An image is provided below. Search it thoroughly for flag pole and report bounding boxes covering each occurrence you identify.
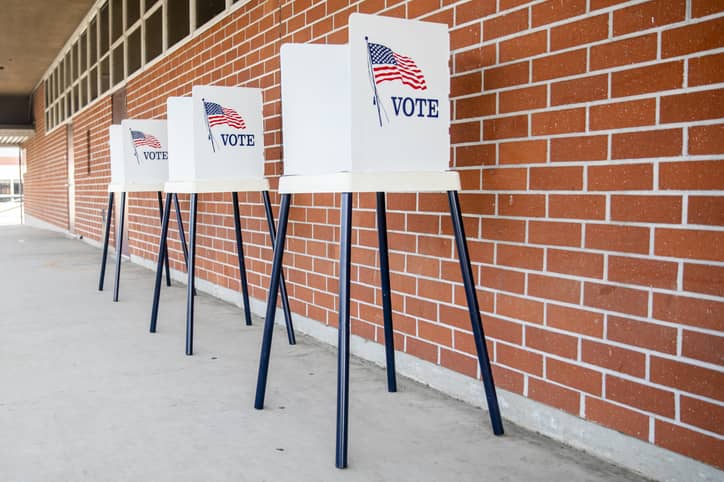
[202,98,216,153]
[365,36,384,127]
[129,128,140,164]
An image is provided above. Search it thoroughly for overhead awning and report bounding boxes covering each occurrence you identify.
[0,127,34,146]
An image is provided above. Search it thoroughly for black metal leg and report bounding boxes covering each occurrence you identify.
[376,192,397,393]
[254,193,291,410]
[186,193,198,356]
[98,192,114,291]
[262,190,296,345]
[336,192,353,469]
[232,192,252,326]
[448,190,504,436]
[174,193,196,296]
[149,193,173,333]
[112,192,126,302]
[158,191,171,287]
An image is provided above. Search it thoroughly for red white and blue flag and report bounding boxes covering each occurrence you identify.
[367,42,427,91]
[130,130,161,148]
[203,101,246,129]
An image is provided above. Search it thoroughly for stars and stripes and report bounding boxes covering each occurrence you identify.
[204,101,247,129]
[367,42,427,91]
[130,130,162,149]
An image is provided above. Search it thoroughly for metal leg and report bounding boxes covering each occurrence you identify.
[112,192,126,302]
[448,190,504,436]
[174,193,196,296]
[98,192,114,291]
[158,191,171,287]
[376,192,397,393]
[254,193,291,410]
[149,193,173,333]
[232,192,252,326]
[262,190,296,345]
[336,192,353,469]
[186,193,198,356]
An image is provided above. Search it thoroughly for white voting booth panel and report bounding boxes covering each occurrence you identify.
[108,120,169,192]
[165,86,268,193]
[280,13,459,193]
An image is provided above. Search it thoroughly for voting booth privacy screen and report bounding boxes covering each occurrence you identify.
[109,120,169,191]
[166,86,265,185]
[281,13,450,176]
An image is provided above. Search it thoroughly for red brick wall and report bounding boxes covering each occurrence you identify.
[23,0,724,469]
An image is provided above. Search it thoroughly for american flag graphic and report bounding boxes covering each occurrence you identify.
[368,42,427,90]
[204,101,246,129]
[130,130,162,148]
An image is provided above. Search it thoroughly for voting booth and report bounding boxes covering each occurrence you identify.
[149,86,296,356]
[254,13,503,469]
[99,120,173,301]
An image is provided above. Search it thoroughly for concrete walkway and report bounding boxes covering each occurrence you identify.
[0,225,650,482]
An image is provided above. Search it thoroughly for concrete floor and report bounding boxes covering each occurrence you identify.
[0,225,651,482]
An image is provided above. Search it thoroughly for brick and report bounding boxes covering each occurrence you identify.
[499,0,529,10]
[484,61,529,90]
[497,292,544,324]
[688,196,724,226]
[613,0,685,36]
[499,85,547,114]
[550,136,608,162]
[653,293,724,330]
[611,129,682,159]
[532,0,586,27]
[590,99,656,131]
[527,326,578,359]
[689,124,724,155]
[689,52,724,86]
[607,315,677,354]
[481,218,526,242]
[499,139,547,164]
[586,397,649,441]
[483,115,528,140]
[586,224,650,255]
[483,8,529,40]
[655,228,724,262]
[584,281,649,317]
[456,93,496,120]
[481,266,526,294]
[459,168,481,190]
[547,304,604,337]
[530,166,583,191]
[584,340,645,378]
[529,377,580,415]
[656,420,724,469]
[662,17,724,58]
[532,108,586,135]
[661,89,724,123]
[659,160,724,190]
[529,221,582,248]
[610,195,682,224]
[680,395,724,436]
[533,49,587,82]
[611,61,683,97]
[684,263,724,297]
[451,121,480,143]
[651,356,724,400]
[692,0,724,17]
[682,330,724,365]
[497,342,543,376]
[455,45,497,73]
[550,14,608,51]
[547,248,604,279]
[418,320,452,346]
[482,167,527,190]
[608,255,678,289]
[499,31,547,62]
[456,144,496,167]
[548,358,603,395]
[550,74,608,106]
[455,0,496,25]
[498,194,545,217]
[440,349,477,379]
[590,34,657,70]
[406,337,438,364]
[451,71,482,97]
[591,0,631,9]
[549,195,606,221]
[492,364,525,394]
[451,23,481,50]
[459,193,495,215]
[528,273,581,303]
[606,375,675,417]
